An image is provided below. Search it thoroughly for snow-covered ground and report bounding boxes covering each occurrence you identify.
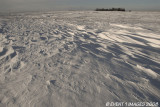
[0,11,160,107]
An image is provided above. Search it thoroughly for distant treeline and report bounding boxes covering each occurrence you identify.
[95,8,126,11]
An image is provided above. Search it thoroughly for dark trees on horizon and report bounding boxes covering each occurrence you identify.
[95,8,126,11]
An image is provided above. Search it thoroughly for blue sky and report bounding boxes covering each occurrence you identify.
[0,0,160,12]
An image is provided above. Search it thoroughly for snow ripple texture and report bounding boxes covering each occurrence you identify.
[0,11,160,107]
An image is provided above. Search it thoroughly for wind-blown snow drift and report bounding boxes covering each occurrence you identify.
[0,11,160,107]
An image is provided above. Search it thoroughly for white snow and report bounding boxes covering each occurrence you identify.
[77,25,85,30]
[0,11,160,107]
[137,65,158,79]
[111,23,144,30]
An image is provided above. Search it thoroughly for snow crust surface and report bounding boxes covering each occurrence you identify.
[0,11,160,107]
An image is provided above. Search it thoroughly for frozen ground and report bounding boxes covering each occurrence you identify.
[0,11,160,107]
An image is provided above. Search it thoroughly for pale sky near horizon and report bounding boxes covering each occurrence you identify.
[0,0,160,12]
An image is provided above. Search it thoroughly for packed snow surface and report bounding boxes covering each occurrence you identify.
[0,11,160,107]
